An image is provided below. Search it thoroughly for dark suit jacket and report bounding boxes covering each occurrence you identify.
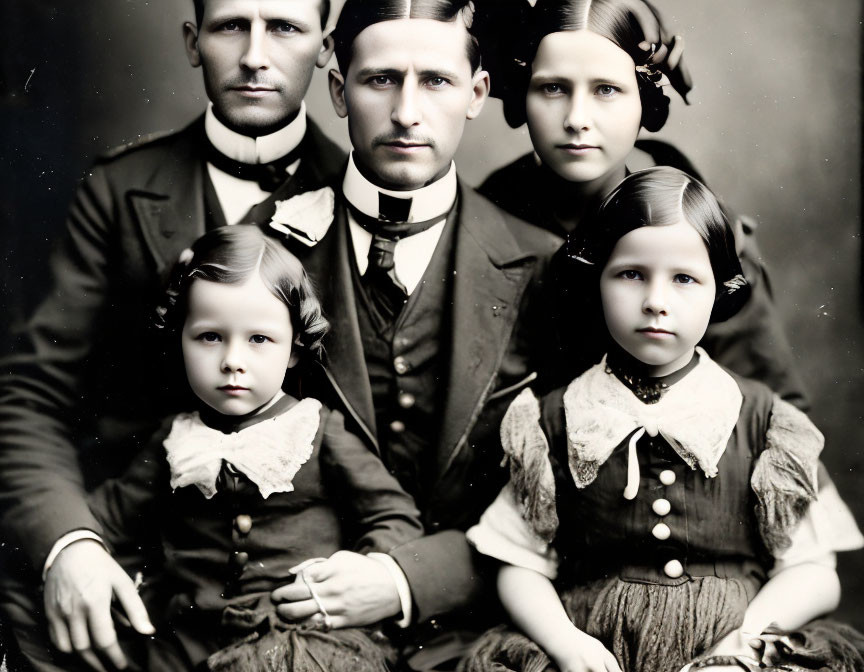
[0,115,346,571]
[288,184,563,624]
[88,395,422,666]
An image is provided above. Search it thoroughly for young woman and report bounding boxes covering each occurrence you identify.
[460,167,864,672]
[475,0,806,407]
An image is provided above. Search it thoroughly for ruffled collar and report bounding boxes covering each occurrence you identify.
[165,395,322,499]
[563,347,742,491]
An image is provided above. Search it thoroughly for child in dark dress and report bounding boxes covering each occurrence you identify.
[460,167,863,672]
[86,226,423,671]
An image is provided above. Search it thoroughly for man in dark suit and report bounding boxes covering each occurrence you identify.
[266,2,562,669]
[0,1,344,669]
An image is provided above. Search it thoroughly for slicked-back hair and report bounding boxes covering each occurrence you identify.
[333,0,481,74]
[158,226,329,361]
[562,166,750,325]
[193,0,331,30]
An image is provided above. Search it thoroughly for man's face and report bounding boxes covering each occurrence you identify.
[329,18,489,190]
[185,0,331,136]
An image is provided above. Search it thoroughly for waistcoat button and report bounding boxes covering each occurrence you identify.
[390,420,406,434]
[398,392,416,409]
[394,357,409,375]
[234,514,253,535]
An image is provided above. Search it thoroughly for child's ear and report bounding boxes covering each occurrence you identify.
[287,338,303,369]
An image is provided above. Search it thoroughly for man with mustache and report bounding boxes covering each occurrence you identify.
[266,1,561,669]
[0,1,343,669]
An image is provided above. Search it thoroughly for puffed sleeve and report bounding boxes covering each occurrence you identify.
[769,466,864,576]
[751,396,822,555]
[466,389,560,578]
[466,483,559,579]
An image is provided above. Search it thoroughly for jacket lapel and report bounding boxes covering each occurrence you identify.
[437,185,539,474]
[130,120,207,274]
[295,196,378,449]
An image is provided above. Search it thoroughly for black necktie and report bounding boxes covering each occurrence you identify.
[205,138,304,192]
[349,193,444,322]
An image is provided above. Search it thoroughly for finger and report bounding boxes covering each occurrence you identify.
[299,561,335,583]
[114,577,155,635]
[87,608,126,670]
[46,612,72,654]
[275,598,321,622]
[78,648,109,672]
[96,642,128,671]
[271,582,312,603]
[288,557,328,576]
[68,612,93,653]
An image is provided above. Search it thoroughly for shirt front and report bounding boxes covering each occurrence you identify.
[205,102,307,225]
[342,154,457,296]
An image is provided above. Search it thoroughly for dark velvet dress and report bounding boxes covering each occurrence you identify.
[461,351,863,672]
[479,146,809,411]
[88,394,423,672]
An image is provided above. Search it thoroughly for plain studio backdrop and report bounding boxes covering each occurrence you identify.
[1,1,862,628]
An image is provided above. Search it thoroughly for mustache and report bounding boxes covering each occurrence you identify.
[224,76,282,90]
[373,132,436,148]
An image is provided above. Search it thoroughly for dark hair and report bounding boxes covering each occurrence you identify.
[193,0,331,30]
[157,227,329,360]
[561,166,750,325]
[333,0,481,74]
[480,0,691,130]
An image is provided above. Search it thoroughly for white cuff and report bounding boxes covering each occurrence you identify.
[43,531,107,581]
[368,552,413,628]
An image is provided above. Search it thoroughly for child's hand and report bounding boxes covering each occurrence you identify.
[551,631,622,672]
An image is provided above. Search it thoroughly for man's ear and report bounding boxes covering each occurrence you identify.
[328,69,348,118]
[466,68,491,120]
[317,33,335,68]
[183,22,202,68]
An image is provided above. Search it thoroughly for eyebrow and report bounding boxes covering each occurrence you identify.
[354,67,463,82]
[204,12,313,31]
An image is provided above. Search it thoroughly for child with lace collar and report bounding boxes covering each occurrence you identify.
[82,226,422,671]
[460,167,864,672]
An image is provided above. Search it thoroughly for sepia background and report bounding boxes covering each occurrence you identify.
[1,0,862,627]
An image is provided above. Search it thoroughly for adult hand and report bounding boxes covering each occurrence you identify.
[43,539,155,671]
[552,631,622,672]
[271,551,401,628]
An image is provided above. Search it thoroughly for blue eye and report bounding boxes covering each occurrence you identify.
[218,20,245,32]
[596,84,621,97]
[426,76,450,89]
[368,75,394,87]
[249,334,271,344]
[197,332,221,342]
[540,83,565,96]
[273,22,298,34]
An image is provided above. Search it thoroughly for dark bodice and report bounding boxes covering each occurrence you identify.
[539,374,776,592]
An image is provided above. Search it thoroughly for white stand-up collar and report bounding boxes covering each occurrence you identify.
[342,153,457,222]
[204,102,307,165]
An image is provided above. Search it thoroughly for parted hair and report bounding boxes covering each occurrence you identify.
[157,226,329,360]
[482,0,690,131]
[562,166,750,324]
[192,0,331,29]
[333,0,481,74]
